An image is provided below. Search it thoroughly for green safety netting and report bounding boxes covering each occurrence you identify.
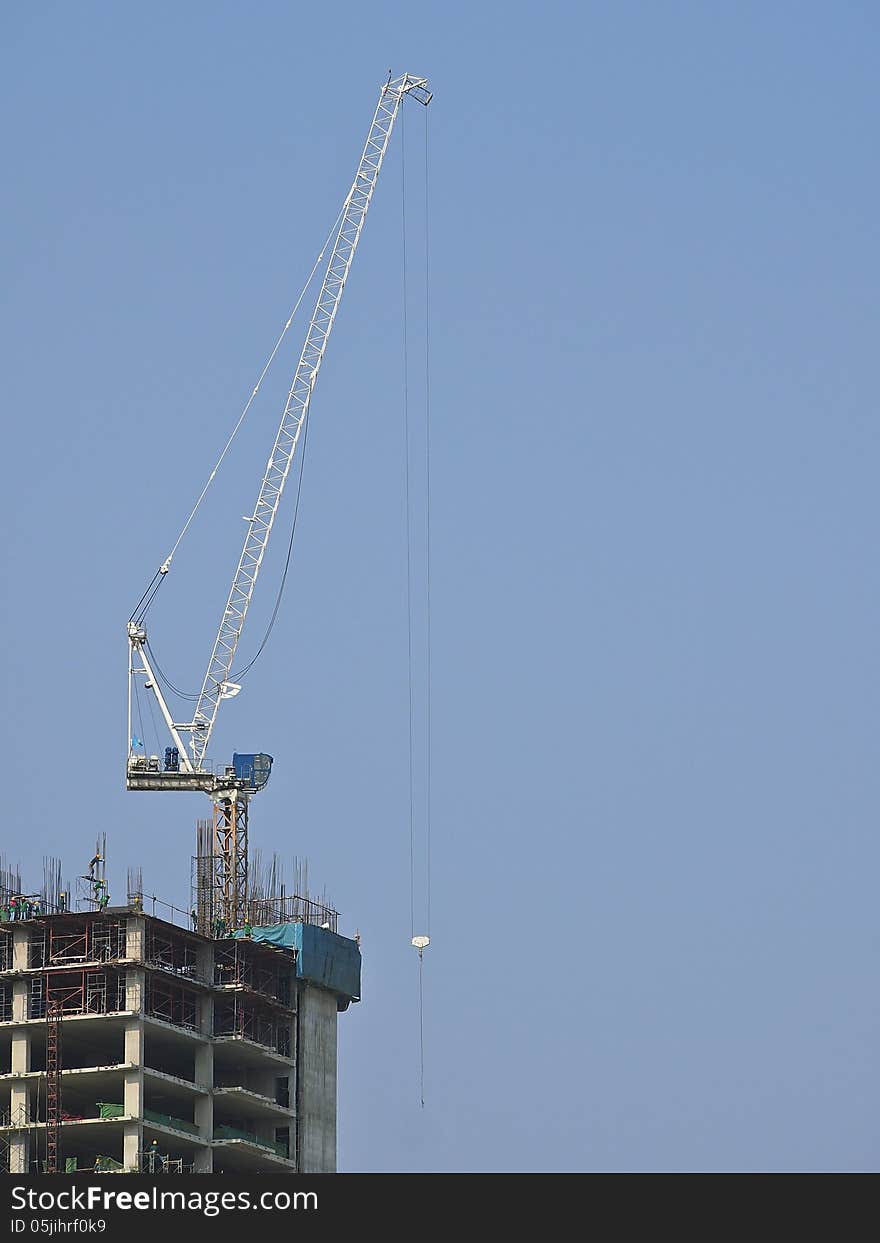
[144,1108,199,1135]
[214,1124,286,1157]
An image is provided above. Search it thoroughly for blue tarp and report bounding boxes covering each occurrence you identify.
[233,922,298,950]
[233,922,361,1006]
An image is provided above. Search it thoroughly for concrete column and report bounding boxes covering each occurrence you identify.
[196,939,213,986]
[11,1028,30,1074]
[296,984,337,1173]
[12,926,29,971]
[193,1080,213,1173]
[11,979,28,1023]
[123,1122,141,1172]
[194,994,213,1171]
[194,1038,212,1090]
[199,992,213,1041]
[125,916,144,962]
[124,1020,143,1066]
[191,1136,213,1173]
[125,968,144,1014]
[123,1020,143,1124]
[123,1068,142,1117]
[122,1019,144,1172]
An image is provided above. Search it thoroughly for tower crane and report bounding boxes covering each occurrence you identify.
[126,72,432,930]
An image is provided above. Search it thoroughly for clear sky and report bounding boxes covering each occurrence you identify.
[1,2,878,1172]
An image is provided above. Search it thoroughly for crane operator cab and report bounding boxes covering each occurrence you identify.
[229,753,273,793]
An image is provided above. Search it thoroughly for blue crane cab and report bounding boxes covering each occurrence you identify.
[232,753,273,793]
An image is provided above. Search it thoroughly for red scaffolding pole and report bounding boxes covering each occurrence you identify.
[45,997,61,1174]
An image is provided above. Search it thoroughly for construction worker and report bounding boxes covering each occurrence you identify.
[98,891,110,912]
[147,1138,164,1173]
[190,908,198,931]
[57,892,67,913]
[243,919,252,938]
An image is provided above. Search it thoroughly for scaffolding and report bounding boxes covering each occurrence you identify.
[29,918,127,969]
[213,994,291,1056]
[137,1150,192,1174]
[145,924,203,983]
[29,970,126,1019]
[45,999,61,1175]
[213,940,291,1006]
[144,976,199,1031]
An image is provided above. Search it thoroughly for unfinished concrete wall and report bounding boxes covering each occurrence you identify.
[296,984,337,1173]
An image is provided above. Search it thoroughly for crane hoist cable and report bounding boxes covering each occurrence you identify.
[230,404,312,682]
[401,98,433,1109]
[424,98,433,944]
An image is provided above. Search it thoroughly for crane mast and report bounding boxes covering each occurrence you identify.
[126,72,431,929]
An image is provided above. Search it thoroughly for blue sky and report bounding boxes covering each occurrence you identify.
[1,2,878,1171]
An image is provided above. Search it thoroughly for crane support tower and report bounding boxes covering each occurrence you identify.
[126,73,432,932]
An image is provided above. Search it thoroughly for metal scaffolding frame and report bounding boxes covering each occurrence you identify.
[144,976,199,1031]
[29,918,126,969]
[137,1150,191,1174]
[212,939,291,1006]
[29,970,126,1020]
[45,999,61,1175]
[145,924,203,983]
[213,993,291,1057]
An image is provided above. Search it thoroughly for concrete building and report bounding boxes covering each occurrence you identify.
[0,907,360,1174]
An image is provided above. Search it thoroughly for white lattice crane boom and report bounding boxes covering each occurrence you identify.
[127,72,431,798]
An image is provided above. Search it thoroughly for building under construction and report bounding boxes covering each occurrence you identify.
[0,851,360,1175]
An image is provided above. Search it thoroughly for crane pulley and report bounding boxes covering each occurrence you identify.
[126,71,432,801]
